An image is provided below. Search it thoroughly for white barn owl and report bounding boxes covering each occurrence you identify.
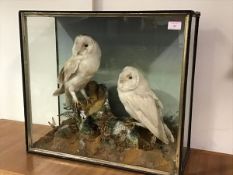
[117,66,174,144]
[53,35,101,108]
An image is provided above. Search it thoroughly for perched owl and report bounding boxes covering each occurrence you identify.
[117,66,174,144]
[53,35,101,108]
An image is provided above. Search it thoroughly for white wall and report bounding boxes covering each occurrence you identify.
[0,0,232,155]
[0,0,92,121]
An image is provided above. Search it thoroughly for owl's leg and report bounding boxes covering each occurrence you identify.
[69,88,81,110]
[80,88,91,105]
[64,91,72,110]
[80,89,88,99]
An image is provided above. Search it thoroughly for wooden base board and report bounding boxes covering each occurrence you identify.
[0,119,232,175]
[0,169,24,175]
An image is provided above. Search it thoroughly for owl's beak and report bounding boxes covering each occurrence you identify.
[119,78,125,84]
[74,43,83,55]
[76,48,82,55]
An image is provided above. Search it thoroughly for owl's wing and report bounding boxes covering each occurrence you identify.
[124,91,169,144]
[61,58,81,82]
[57,67,64,84]
[149,90,174,143]
[150,90,163,116]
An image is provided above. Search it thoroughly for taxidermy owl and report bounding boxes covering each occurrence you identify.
[53,35,101,108]
[117,66,174,144]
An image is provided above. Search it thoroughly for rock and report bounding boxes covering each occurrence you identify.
[112,121,139,148]
[112,121,127,135]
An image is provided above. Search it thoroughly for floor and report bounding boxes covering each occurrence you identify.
[0,119,232,175]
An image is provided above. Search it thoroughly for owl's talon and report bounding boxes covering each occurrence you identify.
[72,101,82,112]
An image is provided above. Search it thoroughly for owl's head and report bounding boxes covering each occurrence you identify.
[117,66,140,92]
[72,35,101,57]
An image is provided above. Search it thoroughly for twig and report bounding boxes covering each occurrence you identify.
[48,117,57,129]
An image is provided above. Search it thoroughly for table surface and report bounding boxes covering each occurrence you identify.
[0,119,232,175]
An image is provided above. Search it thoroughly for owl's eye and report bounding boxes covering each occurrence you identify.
[84,44,88,47]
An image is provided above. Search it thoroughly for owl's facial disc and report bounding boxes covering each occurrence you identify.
[72,35,95,56]
[77,41,91,55]
[119,73,132,83]
[118,68,139,91]
[78,42,89,54]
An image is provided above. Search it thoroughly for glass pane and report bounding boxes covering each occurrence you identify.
[182,16,196,164]
[23,13,190,175]
[26,16,59,144]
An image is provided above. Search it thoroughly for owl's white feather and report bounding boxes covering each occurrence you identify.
[117,66,174,144]
[53,35,101,107]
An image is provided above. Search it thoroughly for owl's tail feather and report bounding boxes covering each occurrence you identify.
[164,124,175,143]
[53,84,65,96]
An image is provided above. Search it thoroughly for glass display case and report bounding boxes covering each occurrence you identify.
[19,11,200,175]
